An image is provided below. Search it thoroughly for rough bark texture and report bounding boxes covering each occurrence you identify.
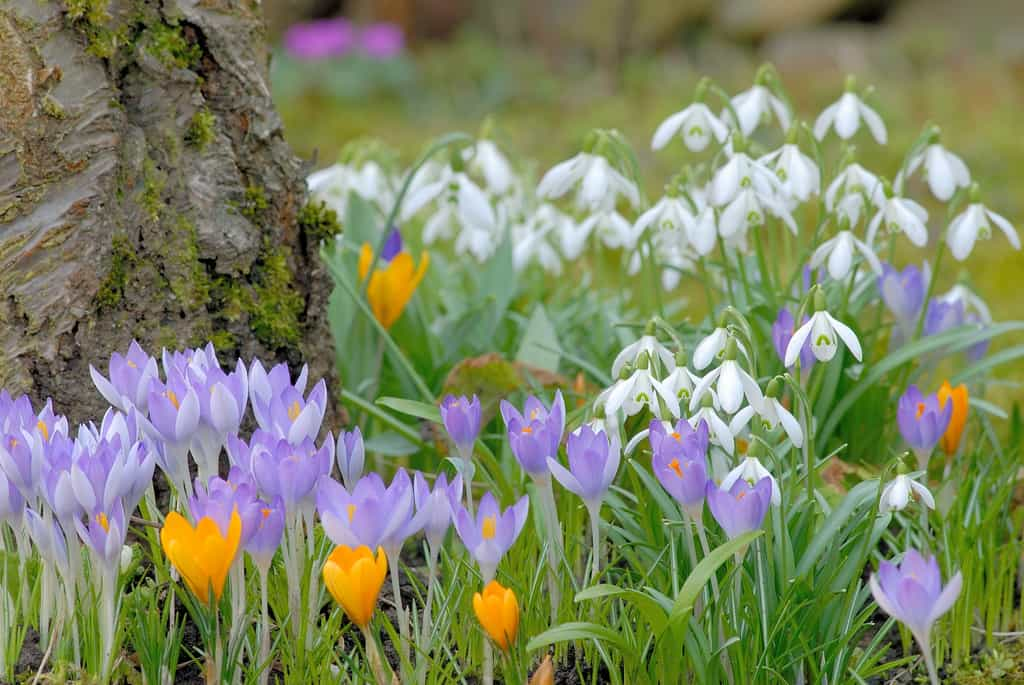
[0,0,337,424]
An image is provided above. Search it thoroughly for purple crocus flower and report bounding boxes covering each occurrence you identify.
[897,385,952,469]
[923,298,964,337]
[500,391,565,478]
[70,433,152,519]
[24,507,68,570]
[249,361,327,445]
[0,428,43,500]
[452,490,529,581]
[440,394,482,458]
[772,308,815,370]
[869,549,962,663]
[190,467,264,546]
[246,495,285,573]
[414,471,463,551]
[90,340,160,413]
[380,228,403,261]
[965,312,990,362]
[336,427,365,491]
[705,477,772,539]
[359,22,404,59]
[250,430,334,514]
[878,263,926,325]
[41,434,81,523]
[74,499,127,572]
[283,18,355,60]
[649,419,709,517]
[0,467,25,526]
[316,471,416,550]
[144,371,200,490]
[546,426,620,510]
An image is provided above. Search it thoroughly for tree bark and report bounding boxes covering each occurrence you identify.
[0,0,336,423]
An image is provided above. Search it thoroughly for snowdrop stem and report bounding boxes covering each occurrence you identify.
[698,257,716,315]
[752,227,777,306]
[718,242,737,306]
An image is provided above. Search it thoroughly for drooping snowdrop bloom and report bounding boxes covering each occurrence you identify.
[724,84,791,136]
[634,193,696,243]
[404,166,497,256]
[604,357,679,420]
[866,193,930,248]
[661,362,702,407]
[651,102,729,151]
[689,392,735,455]
[90,341,160,413]
[897,385,952,470]
[452,491,529,581]
[537,152,639,212]
[464,139,515,195]
[307,160,396,218]
[729,379,803,449]
[693,326,729,371]
[825,163,884,225]
[879,473,934,514]
[249,361,327,445]
[688,203,719,256]
[809,230,883,280]
[627,231,696,291]
[710,152,796,238]
[649,419,709,519]
[946,199,1020,261]
[772,309,814,371]
[705,476,772,539]
[896,140,970,201]
[689,340,763,416]
[547,426,620,511]
[512,204,565,275]
[759,143,821,206]
[500,392,565,478]
[869,549,961,681]
[611,334,675,379]
[814,91,887,144]
[583,210,640,250]
[784,295,863,366]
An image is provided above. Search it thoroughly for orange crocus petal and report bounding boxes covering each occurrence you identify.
[937,381,969,456]
[472,580,519,651]
[365,250,429,329]
[160,510,242,606]
[358,243,374,282]
[322,545,387,628]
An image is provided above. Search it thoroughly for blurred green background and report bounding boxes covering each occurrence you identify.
[268,0,1024,404]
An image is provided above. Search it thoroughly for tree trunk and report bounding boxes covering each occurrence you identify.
[0,0,337,423]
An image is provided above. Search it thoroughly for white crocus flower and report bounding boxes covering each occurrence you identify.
[879,474,935,514]
[760,144,821,205]
[729,396,803,448]
[465,140,515,195]
[785,309,863,365]
[825,163,885,224]
[611,335,675,379]
[813,92,887,144]
[689,358,763,416]
[693,327,728,370]
[896,143,970,201]
[537,153,639,212]
[721,456,781,505]
[652,103,730,151]
[866,195,929,248]
[689,392,734,455]
[604,367,680,420]
[947,203,1020,261]
[724,84,791,136]
[809,230,883,280]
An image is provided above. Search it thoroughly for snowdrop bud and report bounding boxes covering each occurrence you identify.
[764,377,781,399]
[120,544,135,573]
[813,287,827,312]
[635,351,650,370]
[618,363,633,381]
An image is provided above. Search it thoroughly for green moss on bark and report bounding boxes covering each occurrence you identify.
[297,199,341,245]
[95,233,136,309]
[250,246,303,349]
[185,108,216,150]
[161,216,210,312]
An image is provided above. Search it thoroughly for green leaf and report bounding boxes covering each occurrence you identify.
[575,584,668,635]
[951,344,1024,385]
[363,431,419,457]
[343,192,379,246]
[516,305,561,372]
[477,231,517,318]
[795,479,878,577]
[664,530,762,636]
[376,397,440,423]
[525,621,632,655]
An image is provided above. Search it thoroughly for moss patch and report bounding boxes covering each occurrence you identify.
[140,157,165,223]
[142,20,201,70]
[94,233,136,309]
[240,185,269,221]
[160,216,210,312]
[249,246,304,349]
[185,108,216,150]
[953,642,1024,684]
[41,96,66,119]
[297,199,341,245]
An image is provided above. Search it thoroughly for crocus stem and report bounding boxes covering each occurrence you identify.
[681,514,702,617]
[693,515,720,600]
[388,554,410,675]
[416,546,440,685]
[100,568,116,683]
[360,624,388,685]
[228,562,245,665]
[258,566,270,685]
[537,476,563,622]
[483,640,494,685]
[303,509,319,650]
[588,504,602,584]
[918,636,940,685]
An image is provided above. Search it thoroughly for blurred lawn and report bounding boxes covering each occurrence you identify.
[275,30,1024,407]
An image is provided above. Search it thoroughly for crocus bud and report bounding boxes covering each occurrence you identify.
[936,381,968,456]
[473,580,519,651]
[322,545,388,629]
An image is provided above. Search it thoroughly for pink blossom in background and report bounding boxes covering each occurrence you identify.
[283,18,355,60]
[359,22,404,59]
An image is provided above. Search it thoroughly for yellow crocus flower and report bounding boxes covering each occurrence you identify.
[472,580,519,651]
[160,510,242,606]
[937,381,969,456]
[358,241,429,330]
[323,545,388,629]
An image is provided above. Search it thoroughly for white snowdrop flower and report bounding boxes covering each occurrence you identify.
[825,163,885,220]
[512,221,562,275]
[879,473,935,514]
[760,144,821,205]
[785,305,863,366]
[307,161,396,216]
[611,335,675,379]
[465,140,515,195]
[809,230,883,281]
[866,195,930,248]
[537,153,639,212]
[896,142,970,202]
[688,204,718,256]
[652,103,729,151]
[722,456,781,505]
[946,202,1020,261]
[634,194,696,242]
[604,366,680,420]
[813,91,887,144]
[724,84,791,136]
[689,355,763,416]
[718,186,797,239]
[709,153,781,207]
[662,365,702,406]
[729,381,803,448]
[559,216,595,260]
[415,176,498,251]
[693,327,729,370]
[120,544,135,573]
[584,210,640,250]
[689,392,735,455]
[627,242,691,292]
